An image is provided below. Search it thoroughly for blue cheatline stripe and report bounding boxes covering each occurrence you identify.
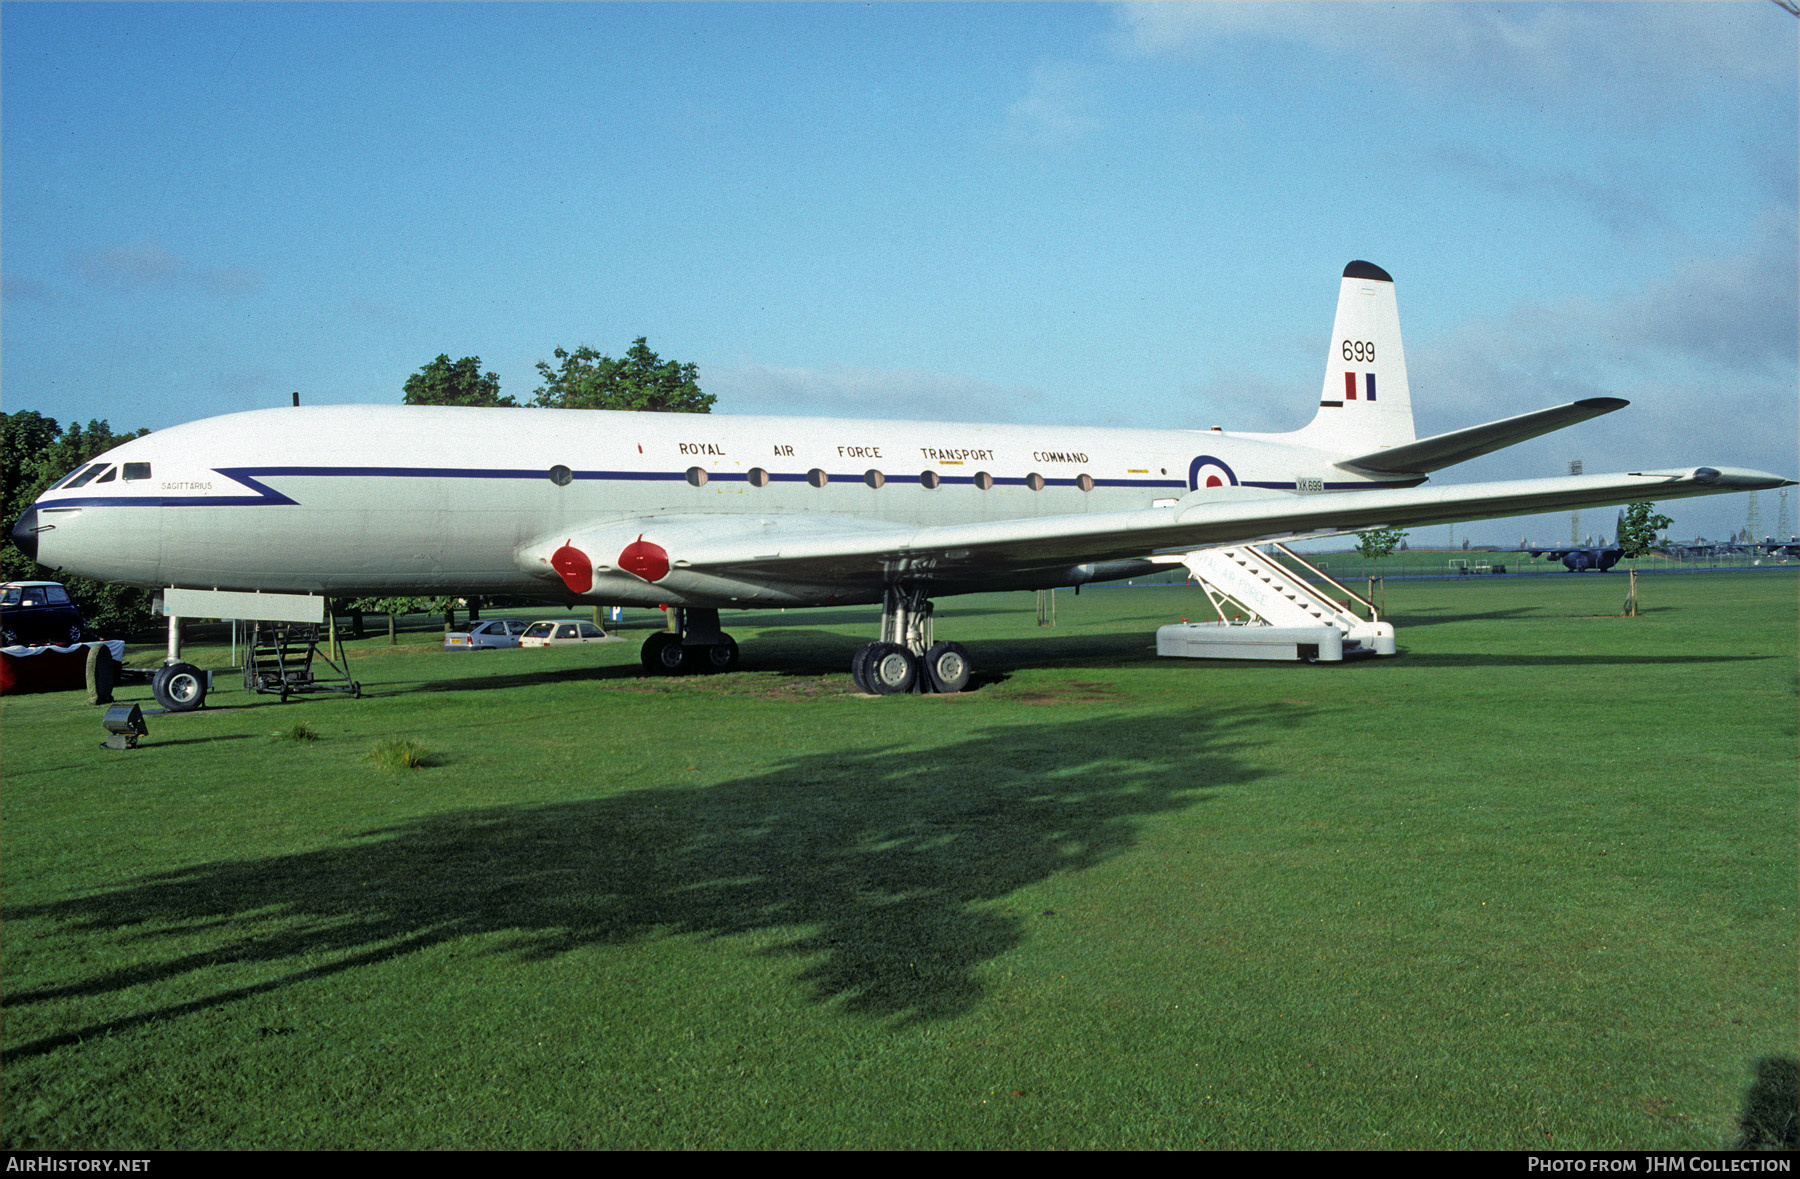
[42,464,1387,509]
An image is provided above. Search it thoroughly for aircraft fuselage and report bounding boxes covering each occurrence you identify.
[22,404,1394,607]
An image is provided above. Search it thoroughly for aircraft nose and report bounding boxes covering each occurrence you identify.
[10,506,40,563]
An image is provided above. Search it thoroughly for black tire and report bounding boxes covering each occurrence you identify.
[644,631,691,675]
[152,661,207,712]
[1,628,16,647]
[67,624,84,644]
[641,631,680,672]
[864,642,918,696]
[700,635,739,673]
[923,641,972,694]
[849,641,882,693]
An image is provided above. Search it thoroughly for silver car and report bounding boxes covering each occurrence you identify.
[443,619,529,651]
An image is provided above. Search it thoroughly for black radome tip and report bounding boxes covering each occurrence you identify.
[1343,260,1393,282]
[9,507,39,563]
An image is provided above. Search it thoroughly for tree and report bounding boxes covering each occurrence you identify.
[2,411,158,635]
[1618,501,1674,560]
[402,355,516,407]
[1618,501,1673,617]
[1354,528,1409,561]
[532,338,713,413]
[345,596,434,644]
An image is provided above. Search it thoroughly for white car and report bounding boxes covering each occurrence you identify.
[518,620,615,647]
[443,619,529,651]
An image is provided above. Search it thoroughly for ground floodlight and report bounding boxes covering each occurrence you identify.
[102,703,148,750]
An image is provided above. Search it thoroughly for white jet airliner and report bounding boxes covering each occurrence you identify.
[11,262,1791,705]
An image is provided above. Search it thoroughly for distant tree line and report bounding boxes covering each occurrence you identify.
[403,337,713,414]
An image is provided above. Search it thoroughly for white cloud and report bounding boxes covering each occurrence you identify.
[1427,144,1675,238]
[1408,220,1798,483]
[69,240,261,296]
[1,275,57,304]
[1005,61,1103,148]
[1114,2,1792,118]
[704,360,1045,423]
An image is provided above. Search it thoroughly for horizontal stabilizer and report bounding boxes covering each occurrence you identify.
[1335,397,1628,475]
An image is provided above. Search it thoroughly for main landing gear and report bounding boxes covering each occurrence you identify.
[640,607,740,675]
[850,585,973,695]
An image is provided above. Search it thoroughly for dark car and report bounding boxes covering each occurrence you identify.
[0,581,88,647]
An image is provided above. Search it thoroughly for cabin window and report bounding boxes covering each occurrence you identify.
[747,467,770,488]
[1076,474,1094,492]
[863,469,884,489]
[973,471,993,491]
[807,468,828,488]
[1025,473,1045,491]
[919,470,939,489]
[548,465,573,486]
[686,466,708,487]
[122,462,151,481]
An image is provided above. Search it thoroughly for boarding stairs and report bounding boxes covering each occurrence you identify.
[243,622,361,701]
[1157,543,1396,662]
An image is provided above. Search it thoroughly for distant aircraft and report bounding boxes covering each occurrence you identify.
[1761,537,1800,559]
[1525,544,1624,572]
[11,262,1792,705]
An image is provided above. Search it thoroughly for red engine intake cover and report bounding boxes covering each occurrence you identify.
[618,535,670,582]
[550,542,593,594]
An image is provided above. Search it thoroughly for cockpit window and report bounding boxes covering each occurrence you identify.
[122,462,151,481]
[94,466,117,484]
[62,463,111,489]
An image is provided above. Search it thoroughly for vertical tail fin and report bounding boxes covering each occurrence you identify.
[1284,261,1416,455]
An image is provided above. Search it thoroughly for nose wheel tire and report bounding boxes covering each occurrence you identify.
[152,662,208,712]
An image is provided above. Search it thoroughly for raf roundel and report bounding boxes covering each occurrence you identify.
[1187,455,1239,492]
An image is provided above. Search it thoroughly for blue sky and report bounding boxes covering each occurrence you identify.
[4,2,1795,544]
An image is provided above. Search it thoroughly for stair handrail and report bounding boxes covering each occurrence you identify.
[1266,543,1379,621]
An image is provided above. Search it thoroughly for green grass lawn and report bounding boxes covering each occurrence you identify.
[4,572,1794,1149]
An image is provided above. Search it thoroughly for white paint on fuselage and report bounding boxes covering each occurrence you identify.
[32,404,1391,600]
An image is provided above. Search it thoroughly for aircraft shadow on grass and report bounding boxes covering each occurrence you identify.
[5,704,1308,1059]
[1737,1055,1799,1150]
[382,628,1172,697]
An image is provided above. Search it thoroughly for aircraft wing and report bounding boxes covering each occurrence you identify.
[542,464,1791,601]
[1335,398,1629,475]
